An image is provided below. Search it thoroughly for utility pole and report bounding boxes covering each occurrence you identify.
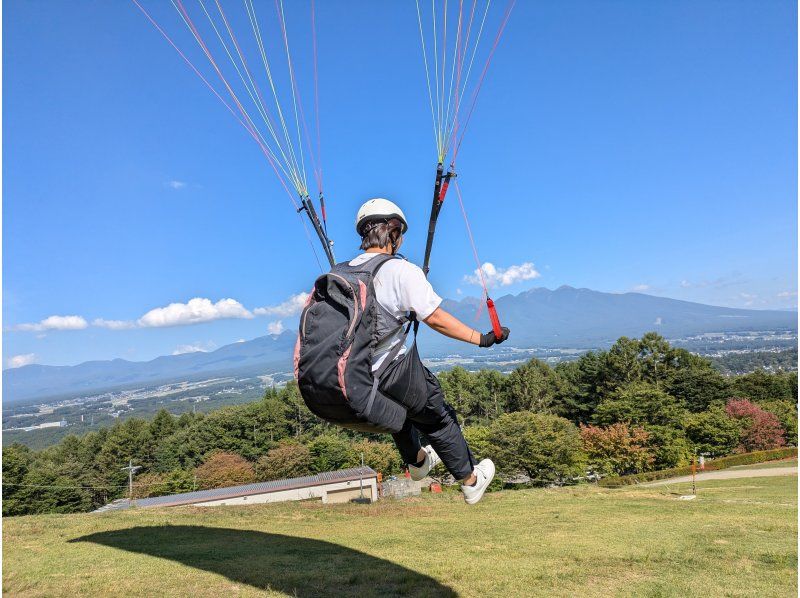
[121,459,142,499]
[359,453,364,500]
[297,404,302,437]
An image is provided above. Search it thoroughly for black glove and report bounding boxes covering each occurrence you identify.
[479,327,510,348]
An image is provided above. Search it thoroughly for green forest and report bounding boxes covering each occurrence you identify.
[3,333,797,516]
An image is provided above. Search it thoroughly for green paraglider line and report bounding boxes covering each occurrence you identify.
[131,0,332,271]
[416,0,515,337]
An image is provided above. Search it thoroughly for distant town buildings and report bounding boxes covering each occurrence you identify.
[5,420,67,432]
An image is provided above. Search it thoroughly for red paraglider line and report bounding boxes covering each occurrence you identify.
[131,0,247,133]
[453,179,488,296]
[171,0,299,207]
[132,0,324,270]
[452,0,515,163]
[454,179,503,337]
[311,0,324,195]
[213,0,294,174]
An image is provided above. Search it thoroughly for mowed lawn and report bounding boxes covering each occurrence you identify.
[4,474,797,597]
[730,457,798,470]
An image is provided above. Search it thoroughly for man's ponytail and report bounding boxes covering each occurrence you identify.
[360,218,404,253]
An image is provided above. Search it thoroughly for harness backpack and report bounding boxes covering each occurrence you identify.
[294,254,415,434]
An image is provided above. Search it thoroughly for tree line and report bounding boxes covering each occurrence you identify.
[3,332,796,515]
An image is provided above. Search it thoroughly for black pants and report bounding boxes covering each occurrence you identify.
[379,344,475,480]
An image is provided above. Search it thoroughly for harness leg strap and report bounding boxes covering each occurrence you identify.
[363,321,415,420]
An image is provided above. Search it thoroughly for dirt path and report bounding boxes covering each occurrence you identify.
[643,466,797,487]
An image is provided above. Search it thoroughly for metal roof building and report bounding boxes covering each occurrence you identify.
[95,466,378,512]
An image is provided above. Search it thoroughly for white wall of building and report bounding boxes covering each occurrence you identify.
[192,477,378,507]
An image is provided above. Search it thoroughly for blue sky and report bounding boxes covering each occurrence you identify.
[4,0,797,368]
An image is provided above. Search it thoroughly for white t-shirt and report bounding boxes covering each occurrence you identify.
[348,252,442,369]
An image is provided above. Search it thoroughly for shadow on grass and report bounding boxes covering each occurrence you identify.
[70,525,457,597]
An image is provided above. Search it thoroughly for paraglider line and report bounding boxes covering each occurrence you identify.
[452,0,515,162]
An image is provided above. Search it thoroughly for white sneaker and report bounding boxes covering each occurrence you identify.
[461,459,495,505]
[407,445,441,481]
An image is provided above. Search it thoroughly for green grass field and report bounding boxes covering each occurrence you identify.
[729,457,798,470]
[4,473,797,597]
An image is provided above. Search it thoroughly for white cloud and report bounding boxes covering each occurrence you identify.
[6,353,36,368]
[679,276,747,291]
[14,293,309,336]
[16,315,89,332]
[172,341,216,355]
[632,284,651,292]
[166,180,187,190]
[465,262,540,288]
[254,293,309,318]
[738,292,763,307]
[267,321,285,335]
[138,298,253,328]
[654,317,663,325]
[93,318,136,330]
[15,296,258,334]
[777,290,797,298]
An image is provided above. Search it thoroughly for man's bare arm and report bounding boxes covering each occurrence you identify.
[423,307,481,345]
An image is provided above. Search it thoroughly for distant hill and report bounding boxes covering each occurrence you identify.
[437,286,796,349]
[3,335,295,405]
[4,286,795,404]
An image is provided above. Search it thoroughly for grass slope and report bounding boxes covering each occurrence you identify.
[4,475,797,597]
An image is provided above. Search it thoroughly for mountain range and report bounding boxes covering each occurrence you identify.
[4,286,796,404]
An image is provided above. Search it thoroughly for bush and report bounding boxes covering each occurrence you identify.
[684,407,741,456]
[645,425,693,469]
[726,398,786,452]
[194,451,256,490]
[307,434,358,473]
[758,400,798,446]
[594,382,687,428]
[463,425,492,461]
[505,359,564,413]
[349,440,403,476]
[666,368,731,412]
[131,472,167,499]
[5,465,94,514]
[255,442,313,481]
[132,469,195,498]
[488,411,586,484]
[580,423,654,477]
[2,444,32,516]
[731,370,796,403]
[598,447,798,487]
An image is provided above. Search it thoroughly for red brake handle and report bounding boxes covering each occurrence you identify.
[439,179,451,203]
[486,297,503,339]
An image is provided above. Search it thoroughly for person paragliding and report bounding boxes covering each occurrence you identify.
[134,0,516,503]
[295,198,510,504]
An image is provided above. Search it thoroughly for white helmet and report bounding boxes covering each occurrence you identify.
[355,198,408,235]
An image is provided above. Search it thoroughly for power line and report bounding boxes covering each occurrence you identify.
[3,477,213,491]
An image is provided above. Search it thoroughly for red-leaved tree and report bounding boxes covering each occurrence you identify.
[725,398,786,453]
[580,422,655,476]
[194,451,257,490]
